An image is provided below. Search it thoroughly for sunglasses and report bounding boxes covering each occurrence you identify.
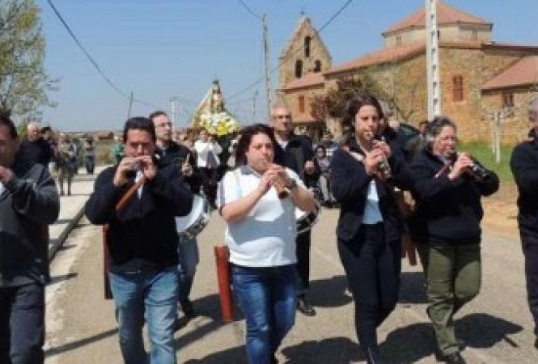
[276,114,291,119]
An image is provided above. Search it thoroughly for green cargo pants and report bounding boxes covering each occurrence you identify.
[426,242,481,355]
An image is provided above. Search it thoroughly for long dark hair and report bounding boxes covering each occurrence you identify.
[340,93,384,144]
[234,123,278,166]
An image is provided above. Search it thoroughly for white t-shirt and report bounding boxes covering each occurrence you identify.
[217,165,304,267]
[194,140,222,168]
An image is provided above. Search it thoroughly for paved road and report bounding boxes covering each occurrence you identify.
[44,180,537,364]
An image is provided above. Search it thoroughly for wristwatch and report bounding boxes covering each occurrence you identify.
[286,178,298,190]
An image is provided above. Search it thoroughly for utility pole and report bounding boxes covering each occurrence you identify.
[426,0,442,119]
[170,96,178,129]
[127,91,134,119]
[252,90,258,121]
[262,14,272,121]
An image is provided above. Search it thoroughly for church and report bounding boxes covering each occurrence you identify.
[276,1,538,143]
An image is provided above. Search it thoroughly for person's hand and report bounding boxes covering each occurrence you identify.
[372,139,392,159]
[448,152,474,180]
[0,165,14,185]
[364,148,386,176]
[113,157,138,187]
[138,155,157,181]
[181,159,193,177]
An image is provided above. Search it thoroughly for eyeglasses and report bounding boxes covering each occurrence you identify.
[276,114,291,119]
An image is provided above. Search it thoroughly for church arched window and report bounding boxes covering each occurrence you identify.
[295,60,303,78]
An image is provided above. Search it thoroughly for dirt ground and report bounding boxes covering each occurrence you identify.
[481,181,519,239]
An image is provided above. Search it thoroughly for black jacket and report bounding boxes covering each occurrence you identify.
[0,156,59,286]
[273,133,319,187]
[330,139,411,244]
[156,142,202,194]
[85,162,193,268]
[409,148,499,245]
[510,130,538,236]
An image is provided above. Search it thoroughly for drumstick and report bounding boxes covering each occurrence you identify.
[263,159,289,199]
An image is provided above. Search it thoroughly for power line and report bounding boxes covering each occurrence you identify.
[45,0,161,110]
[227,0,354,101]
[236,0,263,21]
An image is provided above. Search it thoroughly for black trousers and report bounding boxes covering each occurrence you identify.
[337,224,401,349]
[0,283,45,364]
[521,231,538,337]
[199,167,219,205]
[295,229,311,295]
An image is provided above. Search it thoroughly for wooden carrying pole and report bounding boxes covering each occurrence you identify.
[214,244,233,323]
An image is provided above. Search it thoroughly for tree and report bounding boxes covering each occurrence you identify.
[310,71,391,122]
[0,0,55,119]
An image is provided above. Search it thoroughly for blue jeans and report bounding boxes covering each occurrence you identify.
[232,264,297,364]
[0,283,45,364]
[109,266,179,364]
[177,237,199,303]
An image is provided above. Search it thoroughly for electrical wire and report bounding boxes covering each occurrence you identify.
[236,0,263,21]
[45,0,161,110]
[227,0,354,101]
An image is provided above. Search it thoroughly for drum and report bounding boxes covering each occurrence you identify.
[295,201,321,235]
[175,194,210,241]
[295,186,323,234]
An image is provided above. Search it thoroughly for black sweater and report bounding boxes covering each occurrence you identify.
[408,148,499,245]
[85,163,193,267]
[510,131,538,236]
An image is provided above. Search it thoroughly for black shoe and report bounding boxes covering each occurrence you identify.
[364,346,382,364]
[442,352,466,364]
[297,297,316,316]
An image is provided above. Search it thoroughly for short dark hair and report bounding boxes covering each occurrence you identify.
[425,116,457,146]
[148,110,168,121]
[0,114,18,139]
[41,126,52,134]
[235,123,278,166]
[122,117,156,143]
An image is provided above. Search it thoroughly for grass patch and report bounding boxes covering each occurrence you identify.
[459,141,513,181]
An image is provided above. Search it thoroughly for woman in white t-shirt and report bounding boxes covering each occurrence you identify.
[217,123,316,364]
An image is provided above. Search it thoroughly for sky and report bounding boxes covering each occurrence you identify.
[37,0,538,132]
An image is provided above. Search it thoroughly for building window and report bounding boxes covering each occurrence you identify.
[298,95,305,113]
[313,60,322,72]
[452,75,464,102]
[304,36,311,58]
[472,29,478,41]
[295,60,303,78]
[396,35,402,46]
[502,92,514,108]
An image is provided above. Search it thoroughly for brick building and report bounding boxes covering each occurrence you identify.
[277,2,538,143]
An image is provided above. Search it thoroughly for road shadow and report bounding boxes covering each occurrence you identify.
[281,337,363,363]
[48,272,78,286]
[45,328,118,357]
[308,275,353,308]
[183,344,246,364]
[381,312,523,363]
[399,271,427,304]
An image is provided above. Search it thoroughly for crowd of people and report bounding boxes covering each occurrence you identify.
[3,95,538,364]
